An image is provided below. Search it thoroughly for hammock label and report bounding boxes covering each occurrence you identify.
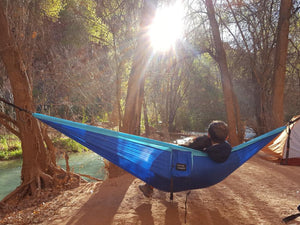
[176,163,187,171]
[171,150,191,177]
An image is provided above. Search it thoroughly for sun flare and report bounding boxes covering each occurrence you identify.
[148,2,184,52]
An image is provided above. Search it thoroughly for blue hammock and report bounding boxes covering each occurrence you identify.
[33,113,285,192]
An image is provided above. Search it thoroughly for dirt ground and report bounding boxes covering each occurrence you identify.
[1,151,300,225]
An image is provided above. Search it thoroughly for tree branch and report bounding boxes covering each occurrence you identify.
[0,112,18,126]
[0,112,20,137]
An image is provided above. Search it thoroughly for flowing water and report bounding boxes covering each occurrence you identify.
[0,152,105,201]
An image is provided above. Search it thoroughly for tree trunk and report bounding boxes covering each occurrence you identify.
[108,0,157,177]
[271,0,292,128]
[121,0,157,135]
[205,0,241,146]
[110,34,124,128]
[0,3,73,205]
[143,100,150,137]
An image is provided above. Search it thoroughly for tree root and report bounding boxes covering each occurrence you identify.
[77,173,103,181]
[0,167,82,215]
[0,201,14,215]
[1,178,34,204]
[0,148,99,216]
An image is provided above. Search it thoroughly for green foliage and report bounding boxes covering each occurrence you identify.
[0,136,22,160]
[0,135,89,160]
[81,107,88,123]
[81,0,113,44]
[40,0,66,21]
[53,137,88,153]
[174,53,227,131]
[0,148,22,160]
[40,0,113,47]
[0,136,8,150]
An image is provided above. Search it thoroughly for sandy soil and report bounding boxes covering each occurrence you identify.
[1,152,300,225]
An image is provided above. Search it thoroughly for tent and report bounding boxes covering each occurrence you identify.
[262,115,300,165]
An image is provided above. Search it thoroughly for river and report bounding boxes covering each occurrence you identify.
[0,152,105,201]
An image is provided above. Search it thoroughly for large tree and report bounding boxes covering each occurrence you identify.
[0,2,77,207]
[219,0,295,133]
[271,0,292,128]
[121,0,157,135]
[205,0,242,145]
[107,0,157,177]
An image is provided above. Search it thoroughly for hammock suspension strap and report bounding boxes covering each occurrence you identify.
[0,97,32,114]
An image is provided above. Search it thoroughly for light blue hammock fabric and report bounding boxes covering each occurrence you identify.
[33,113,285,192]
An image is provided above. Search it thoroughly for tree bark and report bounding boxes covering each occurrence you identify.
[271,0,292,128]
[205,0,241,146]
[0,2,72,204]
[121,0,157,135]
[143,100,150,137]
[107,0,157,177]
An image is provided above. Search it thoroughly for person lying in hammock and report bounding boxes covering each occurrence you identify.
[139,120,232,197]
[187,120,232,163]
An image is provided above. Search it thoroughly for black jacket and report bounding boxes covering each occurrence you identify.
[202,142,232,163]
[187,135,212,150]
[186,136,232,163]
